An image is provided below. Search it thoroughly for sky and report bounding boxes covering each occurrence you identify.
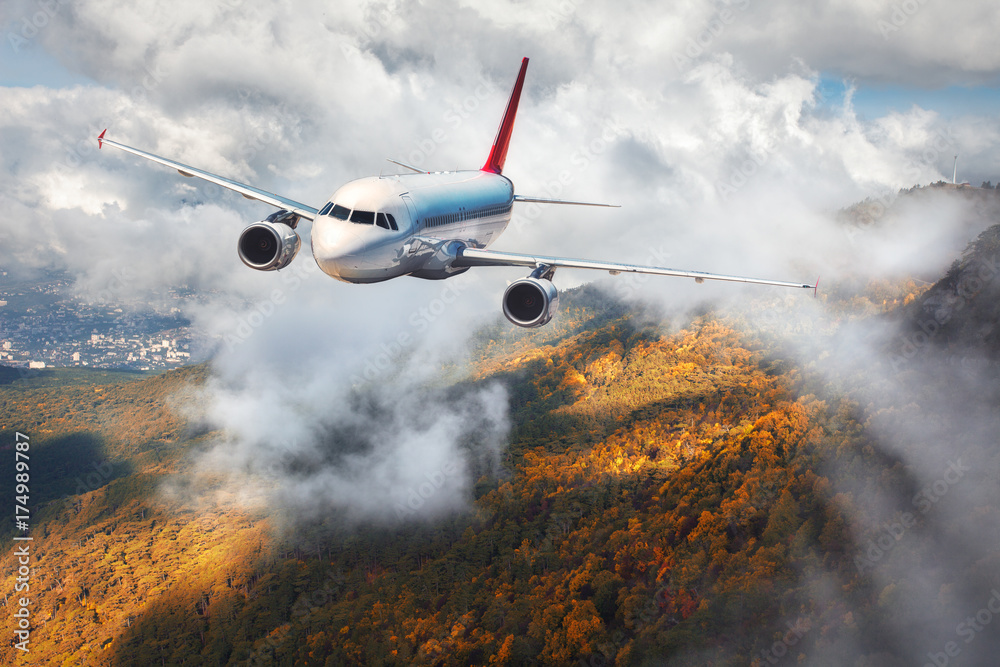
[3,0,1000,534]
[6,5,1000,660]
[3,0,1000,297]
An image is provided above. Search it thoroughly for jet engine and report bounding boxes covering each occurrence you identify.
[502,269,559,328]
[237,209,301,271]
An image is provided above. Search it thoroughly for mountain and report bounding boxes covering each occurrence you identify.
[895,223,1000,356]
[3,205,1000,666]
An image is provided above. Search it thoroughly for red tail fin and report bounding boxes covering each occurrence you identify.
[482,57,529,174]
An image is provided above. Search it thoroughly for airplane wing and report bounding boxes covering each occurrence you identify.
[97,131,319,220]
[454,246,815,290]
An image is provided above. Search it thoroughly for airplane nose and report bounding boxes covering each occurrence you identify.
[312,219,370,279]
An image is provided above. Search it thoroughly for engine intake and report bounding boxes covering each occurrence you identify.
[503,277,559,328]
[238,210,301,271]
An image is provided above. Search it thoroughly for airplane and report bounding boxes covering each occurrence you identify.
[99,57,815,328]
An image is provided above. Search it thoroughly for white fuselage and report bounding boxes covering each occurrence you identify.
[311,170,514,283]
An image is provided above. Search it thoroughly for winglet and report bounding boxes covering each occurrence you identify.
[482,57,529,175]
[813,275,821,298]
[98,129,107,149]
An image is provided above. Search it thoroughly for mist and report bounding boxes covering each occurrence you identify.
[617,187,1000,665]
[159,267,513,526]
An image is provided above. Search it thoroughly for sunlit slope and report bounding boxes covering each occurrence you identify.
[0,366,267,665]
[0,306,850,666]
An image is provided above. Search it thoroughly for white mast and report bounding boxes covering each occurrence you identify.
[953,155,958,184]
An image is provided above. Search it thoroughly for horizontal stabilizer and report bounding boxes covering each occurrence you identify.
[386,158,427,174]
[514,195,619,208]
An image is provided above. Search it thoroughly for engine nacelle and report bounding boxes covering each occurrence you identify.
[503,277,559,328]
[238,210,301,271]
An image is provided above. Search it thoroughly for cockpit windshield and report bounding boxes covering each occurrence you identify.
[376,213,398,230]
[350,210,375,225]
[322,203,397,231]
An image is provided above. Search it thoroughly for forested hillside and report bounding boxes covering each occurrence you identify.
[3,220,1000,665]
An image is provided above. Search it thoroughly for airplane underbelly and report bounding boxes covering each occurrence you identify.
[329,248,418,284]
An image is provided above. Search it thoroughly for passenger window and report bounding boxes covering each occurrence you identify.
[331,204,350,220]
